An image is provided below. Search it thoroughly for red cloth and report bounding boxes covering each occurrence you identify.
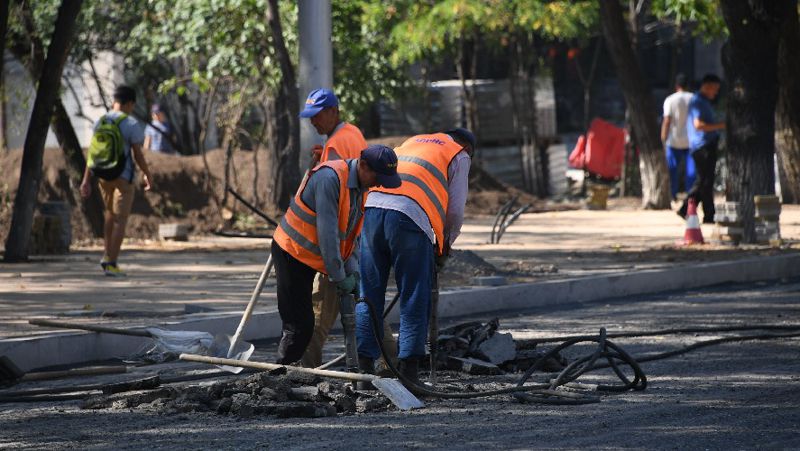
[568,118,626,179]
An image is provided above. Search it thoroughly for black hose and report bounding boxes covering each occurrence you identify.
[360,297,602,404]
[516,324,800,346]
[358,299,800,405]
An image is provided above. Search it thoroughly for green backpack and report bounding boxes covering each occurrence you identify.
[88,113,127,180]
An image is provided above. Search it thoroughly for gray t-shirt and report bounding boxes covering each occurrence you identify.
[93,111,145,182]
[662,91,693,149]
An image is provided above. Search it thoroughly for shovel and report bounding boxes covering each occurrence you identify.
[27,319,254,364]
[179,353,424,410]
[210,255,274,373]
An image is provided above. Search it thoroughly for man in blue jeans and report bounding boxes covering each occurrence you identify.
[661,74,695,200]
[355,129,474,386]
[679,74,726,223]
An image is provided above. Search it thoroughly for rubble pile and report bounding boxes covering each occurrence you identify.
[81,369,390,418]
[434,319,567,375]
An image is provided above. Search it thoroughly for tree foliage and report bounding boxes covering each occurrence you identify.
[651,0,727,40]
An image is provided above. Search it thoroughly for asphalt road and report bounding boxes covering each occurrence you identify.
[1,278,799,450]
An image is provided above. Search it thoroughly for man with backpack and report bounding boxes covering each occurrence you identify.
[80,86,153,277]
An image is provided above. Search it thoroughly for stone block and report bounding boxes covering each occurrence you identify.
[158,223,189,241]
[475,332,517,364]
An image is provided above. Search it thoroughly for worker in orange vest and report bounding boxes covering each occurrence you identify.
[271,144,401,365]
[301,88,368,165]
[297,88,377,368]
[355,129,475,384]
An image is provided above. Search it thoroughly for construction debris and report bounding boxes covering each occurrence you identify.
[79,371,389,418]
[434,319,566,375]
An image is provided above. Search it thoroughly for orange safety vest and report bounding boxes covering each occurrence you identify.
[371,133,464,255]
[273,160,364,274]
[321,123,367,162]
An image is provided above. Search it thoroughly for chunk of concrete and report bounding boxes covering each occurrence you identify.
[158,223,189,241]
[289,386,321,402]
[475,332,517,365]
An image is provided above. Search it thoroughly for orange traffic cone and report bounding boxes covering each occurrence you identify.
[682,198,704,245]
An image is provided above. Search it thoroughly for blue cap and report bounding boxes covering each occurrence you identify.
[299,88,339,118]
[445,127,477,152]
[361,144,401,189]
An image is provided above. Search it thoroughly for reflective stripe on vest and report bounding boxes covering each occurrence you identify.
[322,123,368,162]
[273,160,362,274]
[371,133,464,254]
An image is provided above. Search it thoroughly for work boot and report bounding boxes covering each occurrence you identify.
[356,356,376,391]
[397,356,422,388]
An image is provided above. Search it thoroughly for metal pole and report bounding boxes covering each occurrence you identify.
[298,0,333,171]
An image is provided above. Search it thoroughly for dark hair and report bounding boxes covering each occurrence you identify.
[701,74,721,85]
[675,73,688,89]
[113,86,137,104]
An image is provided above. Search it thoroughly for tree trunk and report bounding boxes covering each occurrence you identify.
[0,0,9,152]
[11,0,104,236]
[775,2,800,204]
[598,0,671,209]
[720,0,792,243]
[266,0,299,212]
[4,0,84,261]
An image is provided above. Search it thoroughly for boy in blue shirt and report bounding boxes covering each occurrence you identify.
[678,74,726,223]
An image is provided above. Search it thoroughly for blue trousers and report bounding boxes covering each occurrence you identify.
[356,208,433,360]
[666,146,696,198]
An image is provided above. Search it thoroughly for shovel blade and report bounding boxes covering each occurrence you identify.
[208,334,255,374]
[372,378,424,410]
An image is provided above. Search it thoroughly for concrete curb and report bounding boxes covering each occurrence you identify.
[3,253,799,372]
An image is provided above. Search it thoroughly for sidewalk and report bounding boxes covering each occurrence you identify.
[2,205,799,339]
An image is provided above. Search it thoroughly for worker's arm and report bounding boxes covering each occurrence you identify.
[131,143,153,191]
[692,117,725,132]
[310,168,347,282]
[443,151,471,250]
[143,133,152,152]
[660,116,671,143]
[79,165,92,198]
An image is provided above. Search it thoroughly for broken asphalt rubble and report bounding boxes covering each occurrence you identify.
[74,319,566,418]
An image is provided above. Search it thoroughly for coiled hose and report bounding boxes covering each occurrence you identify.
[360,297,640,405]
[358,297,800,405]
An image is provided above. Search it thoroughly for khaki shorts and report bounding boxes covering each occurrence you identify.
[98,178,135,222]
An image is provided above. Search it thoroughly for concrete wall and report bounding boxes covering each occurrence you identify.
[3,50,124,150]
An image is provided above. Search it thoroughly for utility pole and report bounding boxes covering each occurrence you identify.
[297,0,333,171]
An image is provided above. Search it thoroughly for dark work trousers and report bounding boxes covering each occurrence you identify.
[271,240,318,364]
[680,142,717,222]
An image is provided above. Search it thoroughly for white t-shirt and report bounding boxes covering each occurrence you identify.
[662,91,693,149]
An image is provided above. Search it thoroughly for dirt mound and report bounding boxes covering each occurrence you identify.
[0,148,272,242]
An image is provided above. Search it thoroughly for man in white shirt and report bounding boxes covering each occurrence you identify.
[661,74,696,200]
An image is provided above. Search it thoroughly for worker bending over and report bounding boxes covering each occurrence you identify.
[297,87,375,368]
[355,129,475,384]
[271,145,401,364]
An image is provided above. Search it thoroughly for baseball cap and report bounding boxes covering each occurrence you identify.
[299,88,339,118]
[361,144,401,189]
[151,103,162,113]
[445,127,477,152]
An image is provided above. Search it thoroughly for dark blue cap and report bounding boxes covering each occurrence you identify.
[445,127,477,152]
[300,88,339,118]
[361,144,401,189]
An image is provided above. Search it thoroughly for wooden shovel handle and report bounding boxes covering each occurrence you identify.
[28,319,152,337]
